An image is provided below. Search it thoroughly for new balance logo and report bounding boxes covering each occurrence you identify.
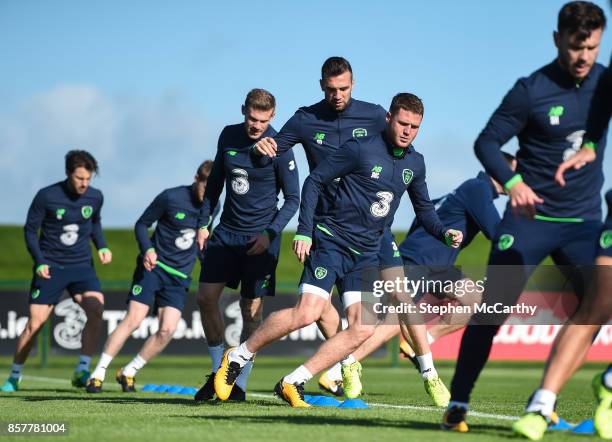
[371,165,383,179]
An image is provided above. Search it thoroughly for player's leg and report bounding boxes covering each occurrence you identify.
[538,222,602,392]
[71,289,104,387]
[445,215,551,432]
[408,274,482,358]
[192,282,226,401]
[0,304,54,392]
[316,296,345,396]
[215,292,328,401]
[515,222,608,439]
[352,323,400,362]
[119,269,190,393]
[215,229,340,402]
[229,232,281,399]
[382,264,451,405]
[194,227,242,401]
[317,297,341,338]
[86,300,149,392]
[196,283,227,368]
[349,264,407,364]
[113,304,182,392]
[86,266,155,393]
[305,296,376,375]
[138,306,182,360]
[273,293,375,406]
[223,297,263,401]
[1,268,65,392]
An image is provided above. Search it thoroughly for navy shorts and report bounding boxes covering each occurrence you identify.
[199,226,281,298]
[377,228,403,269]
[597,221,612,258]
[128,258,190,312]
[29,264,101,305]
[299,227,378,308]
[475,212,602,323]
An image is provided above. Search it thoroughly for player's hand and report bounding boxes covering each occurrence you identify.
[143,249,158,271]
[98,248,112,265]
[36,264,51,279]
[254,137,278,157]
[293,239,311,263]
[197,228,209,251]
[444,229,463,249]
[554,147,596,187]
[508,181,544,219]
[247,233,270,255]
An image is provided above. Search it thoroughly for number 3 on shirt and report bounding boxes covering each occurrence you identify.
[175,228,196,250]
[370,191,394,218]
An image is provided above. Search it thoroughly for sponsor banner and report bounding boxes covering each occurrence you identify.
[0,291,346,357]
[428,290,610,361]
[1,291,609,359]
[431,324,611,361]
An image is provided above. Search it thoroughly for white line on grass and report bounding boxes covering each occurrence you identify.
[24,375,518,422]
[248,393,518,421]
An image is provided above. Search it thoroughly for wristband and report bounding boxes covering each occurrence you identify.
[504,174,523,192]
[444,232,453,247]
[36,264,48,273]
[99,247,111,254]
[583,141,596,151]
[293,235,312,244]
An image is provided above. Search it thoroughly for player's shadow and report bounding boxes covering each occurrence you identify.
[183,412,511,435]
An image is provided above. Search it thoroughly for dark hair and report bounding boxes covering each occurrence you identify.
[321,56,353,80]
[389,93,424,116]
[197,160,213,180]
[558,1,606,40]
[65,150,98,175]
[244,89,276,112]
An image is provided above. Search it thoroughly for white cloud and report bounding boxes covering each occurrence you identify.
[0,85,214,226]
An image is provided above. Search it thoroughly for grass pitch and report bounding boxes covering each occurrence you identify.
[0,356,605,441]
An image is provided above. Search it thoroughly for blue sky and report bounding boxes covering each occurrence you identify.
[1,0,610,228]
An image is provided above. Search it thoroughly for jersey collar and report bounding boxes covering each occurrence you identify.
[382,132,411,158]
[550,59,595,89]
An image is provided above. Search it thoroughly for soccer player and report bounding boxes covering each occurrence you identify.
[0,150,111,392]
[442,1,608,433]
[513,15,612,438]
[85,161,212,393]
[253,57,446,402]
[341,157,516,388]
[193,89,299,402]
[214,93,462,407]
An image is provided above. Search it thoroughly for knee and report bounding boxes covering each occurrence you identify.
[196,291,208,308]
[25,318,45,334]
[157,326,176,341]
[352,324,376,343]
[294,308,320,328]
[122,314,144,332]
[197,291,220,310]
